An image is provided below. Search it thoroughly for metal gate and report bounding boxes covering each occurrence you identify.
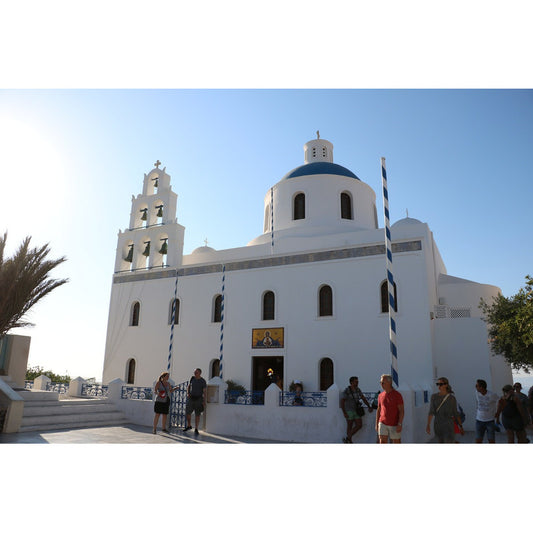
[169,380,189,430]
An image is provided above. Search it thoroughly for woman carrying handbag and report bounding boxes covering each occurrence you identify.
[426,377,464,443]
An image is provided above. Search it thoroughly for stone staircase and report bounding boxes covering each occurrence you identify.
[17,389,130,433]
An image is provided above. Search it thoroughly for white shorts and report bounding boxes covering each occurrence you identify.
[378,422,401,440]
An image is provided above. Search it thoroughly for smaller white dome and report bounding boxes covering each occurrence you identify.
[392,216,423,227]
[192,245,216,254]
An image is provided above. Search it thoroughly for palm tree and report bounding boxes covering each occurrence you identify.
[0,232,68,336]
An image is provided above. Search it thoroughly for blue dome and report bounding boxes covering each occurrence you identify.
[282,162,360,180]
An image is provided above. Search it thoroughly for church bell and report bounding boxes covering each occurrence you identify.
[156,205,163,218]
[125,244,134,263]
[142,241,150,257]
[159,239,168,255]
[140,208,147,221]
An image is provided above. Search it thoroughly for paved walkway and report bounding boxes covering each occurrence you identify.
[1,422,532,444]
[0,424,288,444]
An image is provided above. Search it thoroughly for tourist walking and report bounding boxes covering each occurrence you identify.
[474,379,499,443]
[340,376,373,443]
[184,368,207,434]
[513,383,530,425]
[153,371,178,434]
[375,374,404,444]
[495,384,528,443]
[426,377,464,443]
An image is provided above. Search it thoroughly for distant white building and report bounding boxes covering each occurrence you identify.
[102,135,512,428]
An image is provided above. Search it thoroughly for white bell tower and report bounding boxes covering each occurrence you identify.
[114,161,185,273]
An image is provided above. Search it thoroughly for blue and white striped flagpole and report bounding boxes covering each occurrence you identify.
[381,157,399,387]
[167,269,179,373]
[218,264,226,380]
[270,187,274,252]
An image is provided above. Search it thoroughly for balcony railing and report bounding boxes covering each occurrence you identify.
[121,386,153,400]
[81,384,109,398]
[224,390,264,405]
[279,391,327,407]
[46,382,69,394]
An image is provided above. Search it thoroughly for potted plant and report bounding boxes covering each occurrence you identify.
[225,379,246,403]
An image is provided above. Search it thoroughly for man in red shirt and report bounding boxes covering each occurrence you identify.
[375,374,404,443]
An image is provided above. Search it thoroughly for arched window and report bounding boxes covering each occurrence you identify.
[130,302,140,326]
[340,192,353,220]
[380,280,398,313]
[318,285,333,317]
[320,358,334,390]
[262,291,275,320]
[169,298,180,325]
[126,359,136,384]
[210,359,220,378]
[293,193,305,220]
[213,294,223,323]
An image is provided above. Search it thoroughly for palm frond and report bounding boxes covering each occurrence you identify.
[0,232,68,336]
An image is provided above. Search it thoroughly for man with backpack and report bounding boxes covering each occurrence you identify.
[184,368,207,434]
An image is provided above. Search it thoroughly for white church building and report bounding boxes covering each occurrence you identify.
[102,134,511,441]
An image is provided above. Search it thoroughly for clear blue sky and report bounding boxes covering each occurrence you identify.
[1,89,532,381]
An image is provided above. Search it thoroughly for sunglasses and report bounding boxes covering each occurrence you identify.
[436,383,446,386]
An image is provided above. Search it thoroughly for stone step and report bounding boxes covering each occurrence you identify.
[19,410,129,431]
[18,418,131,433]
[23,401,120,417]
[18,390,59,402]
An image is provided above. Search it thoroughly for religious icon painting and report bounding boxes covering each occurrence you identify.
[252,327,284,349]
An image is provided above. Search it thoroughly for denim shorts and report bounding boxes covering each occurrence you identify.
[475,419,496,441]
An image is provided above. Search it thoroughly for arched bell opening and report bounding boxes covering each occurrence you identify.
[153,233,168,268]
[138,204,149,228]
[149,172,159,196]
[141,239,151,269]
[122,241,135,272]
[151,199,164,225]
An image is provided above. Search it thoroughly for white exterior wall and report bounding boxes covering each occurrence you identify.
[104,236,438,394]
[433,274,512,417]
[438,274,501,317]
[433,318,512,430]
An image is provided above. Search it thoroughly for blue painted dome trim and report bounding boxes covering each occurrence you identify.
[282,162,360,180]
